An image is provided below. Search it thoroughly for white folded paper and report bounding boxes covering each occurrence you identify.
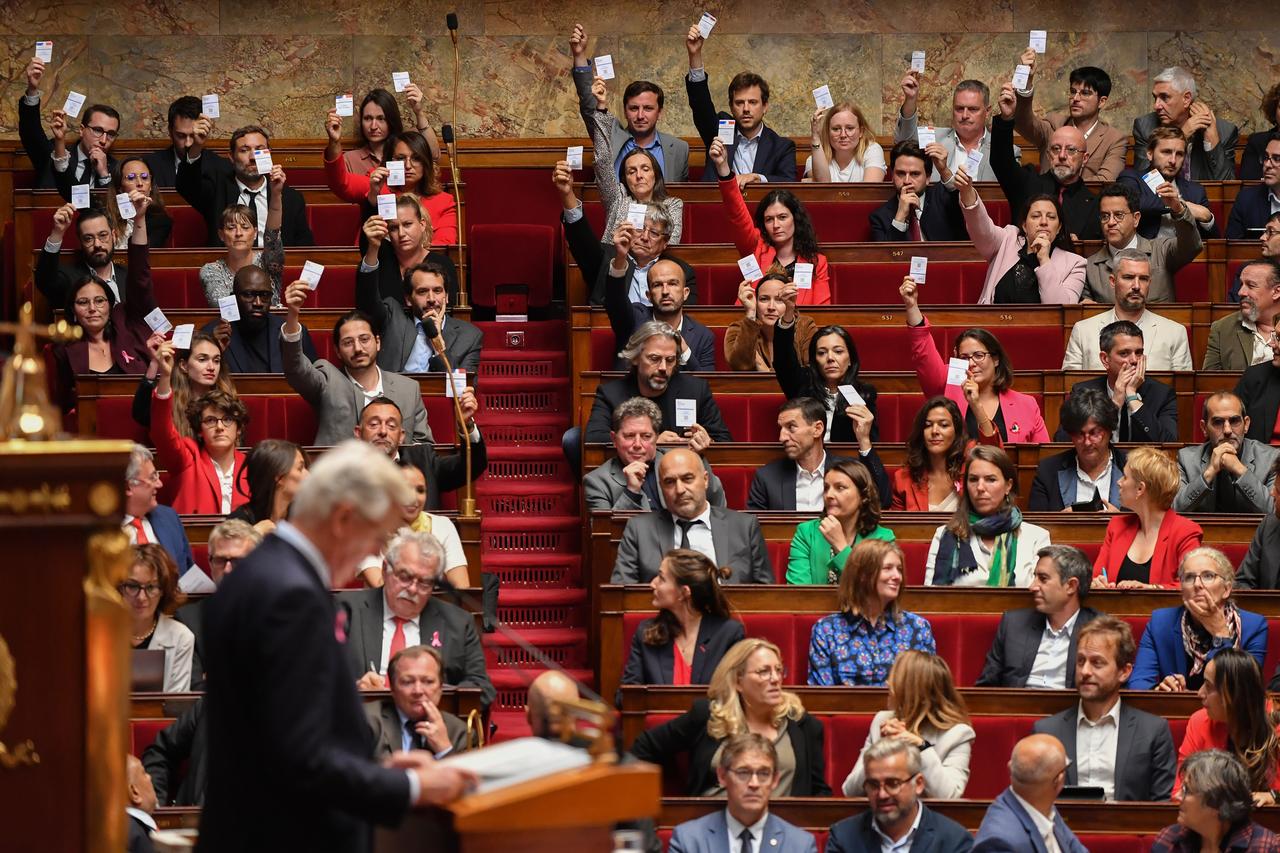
[698,13,717,38]
[335,94,354,117]
[392,71,410,92]
[793,262,814,290]
[300,260,325,289]
[594,55,615,80]
[71,184,91,209]
[63,90,86,119]
[566,145,584,170]
[910,256,928,283]
[717,119,736,145]
[737,254,763,282]
[201,94,220,119]
[812,85,833,110]
[218,295,240,322]
[675,398,697,427]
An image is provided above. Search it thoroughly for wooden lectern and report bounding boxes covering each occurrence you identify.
[375,760,661,853]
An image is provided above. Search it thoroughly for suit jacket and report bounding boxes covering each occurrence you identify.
[621,615,745,688]
[198,533,411,853]
[583,451,726,512]
[1236,514,1280,590]
[142,696,207,806]
[611,507,772,584]
[175,154,314,247]
[669,810,817,853]
[1054,376,1178,443]
[1062,307,1193,371]
[747,452,890,511]
[894,112,1016,183]
[1116,168,1218,240]
[144,146,230,189]
[1133,112,1240,182]
[686,73,796,182]
[175,598,207,691]
[365,697,468,759]
[147,505,198,579]
[338,587,495,707]
[1234,360,1280,444]
[602,262,715,371]
[1027,448,1127,512]
[1014,102,1128,182]
[127,813,155,853]
[200,315,317,374]
[1080,208,1203,304]
[1228,183,1279,239]
[972,788,1088,853]
[1033,701,1176,801]
[990,116,1101,241]
[1204,312,1269,372]
[149,391,250,516]
[584,372,731,444]
[397,440,487,512]
[976,607,1101,688]
[1174,439,1278,514]
[1242,127,1280,181]
[578,212,699,307]
[1092,511,1203,588]
[18,96,117,198]
[281,331,431,446]
[34,245,129,310]
[868,182,968,242]
[826,805,974,853]
[571,66,689,182]
[1129,605,1269,689]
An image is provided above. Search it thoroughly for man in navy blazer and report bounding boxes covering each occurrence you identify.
[973,735,1087,853]
[827,739,972,852]
[200,266,317,372]
[869,141,967,242]
[1228,138,1280,240]
[122,445,210,593]
[669,733,816,853]
[18,57,120,198]
[1031,387,1127,512]
[1117,127,1219,240]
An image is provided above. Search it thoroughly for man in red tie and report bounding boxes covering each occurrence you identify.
[122,443,212,593]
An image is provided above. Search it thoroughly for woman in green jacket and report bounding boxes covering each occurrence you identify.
[787,458,895,584]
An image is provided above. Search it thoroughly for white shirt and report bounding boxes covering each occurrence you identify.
[235,178,269,247]
[671,503,716,564]
[802,142,887,182]
[1027,609,1081,689]
[873,801,925,852]
[378,595,422,674]
[890,193,928,233]
[1242,317,1274,365]
[1011,791,1063,853]
[43,236,122,302]
[1073,455,1114,506]
[795,452,827,512]
[348,366,385,411]
[733,127,765,179]
[126,807,157,833]
[1076,697,1121,800]
[724,809,769,853]
[210,457,234,515]
[122,514,158,546]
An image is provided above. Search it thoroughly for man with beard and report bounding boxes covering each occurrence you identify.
[1063,249,1192,371]
[1118,128,1218,241]
[1079,183,1202,305]
[1175,392,1278,514]
[1012,51,1127,182]
[1228,137,1280,240]
[1228,214,1280,303]
[35,203,126,307]
[202,266,316,372]
[1210,259,1280,370]
[868,140,967,242]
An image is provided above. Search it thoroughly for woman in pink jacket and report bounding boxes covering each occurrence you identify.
[954,167,1085,305]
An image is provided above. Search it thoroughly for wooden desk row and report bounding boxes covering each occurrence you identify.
[130,686,484,722]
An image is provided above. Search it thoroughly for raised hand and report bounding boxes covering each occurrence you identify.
[363,214,389,250]
[738,280,757,320]
[997,82,1016,119]
[50,202,76,238]
[50,109,67,142]
[25,57,44,95]
[325,108,343,143]
[591,76,607,111]
[570,23,588,63]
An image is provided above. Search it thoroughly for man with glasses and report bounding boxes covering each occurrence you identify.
[201,265,317,372]
[1119,128,1218,241]
[1012,51,1127,182]
[1209,260,1280,370]
[669,733,816,853]
[974,734,1087,852]
[1228,138,1280,240]
[122,443,210,594]
[826,739,972,851]
[17,56,119,199]
[340,530,494,707]
[1175,392,1278,514]
[1232,457,1280,590]
[1228,214,1280,303]
[35,202,127,307]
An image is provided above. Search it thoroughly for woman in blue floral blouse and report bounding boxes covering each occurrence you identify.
[807,539,936,686]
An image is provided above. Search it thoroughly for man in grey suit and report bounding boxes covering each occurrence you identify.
[584,396,725,511]
[894,73,1017,183]
[973,735,1088,853]
[1232,461,1280,590]
[612,448,771,584]
[366,645,469,760]
[281,280,431,446]
[1175,392,1278,514]
[1132,67,1238,181]
[1206,260,1280,371]
[568,23,689,182]
[1033,616,1176,801]
[978,546,1100,688]
[668,733,816,853]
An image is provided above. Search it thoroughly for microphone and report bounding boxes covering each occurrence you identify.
[422,316,445,353]
[446,11,459,44]
[441,124,455,146]
[423,315,476,517]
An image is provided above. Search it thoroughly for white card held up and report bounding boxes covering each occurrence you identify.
[115,192,137,220]
[201,94,220,119]
[838,384,865,406]
[812,85,834,110]
[377,193,398,220]
[1143,170,1166,193]
[63,90,86,119]
[675,398,697,428]
[717,119,736,145]
[392,71,411,92]
[35,41,53,63]
[910,255,928,283]
[171,324,195,350]
[566,145,584,170]
[71,184,91,209]
[335,94,354,117]
[300,260,325,289]
[253,149,273,175]
[1029,30,1047,53]
[593,55,615,80]
[793,262,814,290]
[144,308,172,335]
[964,149,984,175]
[946,357,970,387]
[444,369,467,397]
[218,295,240,322]
[1012,64,1031,91]
[910,50,926,73]
[386,160,406,186]
[625,202,647,230]
[698,13,717,39]
[917,126,936,147]
[737,254,763,282]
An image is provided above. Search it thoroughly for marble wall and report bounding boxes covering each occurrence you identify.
[0,0,1277,141]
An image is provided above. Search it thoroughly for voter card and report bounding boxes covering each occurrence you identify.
[594,55,615,80]
[62,90,86,119]
[217,295,241,322]
[812,85,834,110]
[737,254,763,282]
[444,369,467,397]
[252,149,273,175]
[566,145,584,170]
[698,13,717,38]
[35,41,53,62]
[1143,169,1166,193]
[115,192,136,220]
[793,262,814,290]
[1012,64,1031,91]
[71,184,91,209]
[947,357,970,387]
[144,308,172,335]
[625,202,647,230]
[392,71,410,92]
[911,50,926,73]
[717,119,736,145]
[335,94,354,117]
[170,324,194,350]
[300,260,325,289]
[964,149,984,175]
[917,125,936,147]
[377,193,398,220]
[910,255,929,283]
[1029,30,1047,53]
[201,94,220,119]
[675,398,697,428]
[838,384,865,406]
[386,160,405,186]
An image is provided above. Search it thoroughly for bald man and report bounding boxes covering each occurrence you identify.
[526,670,581,738]
[611,448,772,584]
[127,754,158,853]
[973,735,1087,852]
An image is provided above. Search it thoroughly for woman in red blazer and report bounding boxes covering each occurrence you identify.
[891,396,1002,510]
[150,342,250,516]
[1093,447,1203,589]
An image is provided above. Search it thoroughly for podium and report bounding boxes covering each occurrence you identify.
[375,760,661,853]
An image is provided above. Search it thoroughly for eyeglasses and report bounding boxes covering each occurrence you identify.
[727,768,775,784]
[1264,227,1280,239]
[1048,145,1083,156]
[389,568,435,591]
[74,296,109,309]
[1068,87,1097,98]
[748,665,786,680]
[128,472,162,485]
[119,581,161,598]
[1180,571,1225,587]
[84,125,119,140]
[200,415,236,429]
[863,775,918,794]
[638,227,669,240]
[642,353,678,367]
[237,290,273,303]
[123,172,150,181]
[209,555,238,569]
[1260,154,1280,166]
[1099,211,1132,223]
[957,351,990,363]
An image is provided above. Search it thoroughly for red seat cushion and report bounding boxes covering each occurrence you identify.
[167,206,207,248]
[825,714,875,792]
[470,224,556,310]
[306,204,362,247]
[739,614,802,680]
[968,715,1037,796]
[1175,262,1209,302]
[130,718,173,757]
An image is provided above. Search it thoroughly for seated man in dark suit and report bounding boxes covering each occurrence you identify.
[826,739,972,853]
[1227,215,1280,303]
[342,529,495,707]
[143,96,229,188]
[1228,137,1280,240]
[176,519,263,690]
[1053,320,1178,444]
[1232,457,1280,591]
[366,645,469,760]
[203,266,317,372]
[584,321,732,445]
[685,29,795,184]
[1118,127,1218,240]
[869,140,966,242]
[125,754,158,853]
[141,697,208,806]
[36,204,126,308]
[1133,67,1239,181]
[1033,615,1176,801]
[176,123,314,247]
[122,444,210,594]
[18,56,120,198]
[1030,388,1126,511]
[978,545,1101,688]
[612,448,771,584]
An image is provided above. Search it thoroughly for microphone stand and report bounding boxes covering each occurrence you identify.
[445,11,468,309]
[425,318,476,517]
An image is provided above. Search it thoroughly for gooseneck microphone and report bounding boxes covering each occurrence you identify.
[422,316,475,516]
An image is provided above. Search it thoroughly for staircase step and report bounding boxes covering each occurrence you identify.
[477,351,567,381]
[481,516,581,556]
[494,588,587,630]
[473,482,576,516]
[481,554,582,588]
[477,378,571,415]
[478,449,574,484]
[482,628,588,669]
[476,412,568,447]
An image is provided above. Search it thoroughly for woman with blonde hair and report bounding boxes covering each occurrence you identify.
[803,102,886,183]
[841,650,974,798]
[628,638,830,796]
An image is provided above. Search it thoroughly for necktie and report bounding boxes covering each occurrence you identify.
[739,828,754,853]
[129,517,148,545]
[676,519,695,550]
[244,190,260,229]
[389,616,408,665]
[405,718,422,750]
[1057,185,1065,206]
[908,212,923,242]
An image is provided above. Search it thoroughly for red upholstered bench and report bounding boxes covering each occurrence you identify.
[130,718,173,757]
[307,204,362,246]
[167,206,206,248]
[1174,262,1209,302]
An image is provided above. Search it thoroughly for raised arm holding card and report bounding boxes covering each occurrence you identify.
[893,71,1014,183]
[357,198,458,307]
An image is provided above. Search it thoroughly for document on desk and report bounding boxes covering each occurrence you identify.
[437,737,592,794]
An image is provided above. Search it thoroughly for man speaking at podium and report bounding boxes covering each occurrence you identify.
[197,441,475,853]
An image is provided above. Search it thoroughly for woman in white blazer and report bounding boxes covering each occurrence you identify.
[126,544,195,693]
[842,650,975,798]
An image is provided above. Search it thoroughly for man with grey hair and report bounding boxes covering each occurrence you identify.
[123,443,210,594]
[894,73,1015,183]
[177,519,264,690]
[341,529,493,707]
[1133,67,1238,181]
[584,321,731,445]
[200,440,476,851]
[974,734,1087,852]
[1175,391,1278,514]
[1207,259,1280,371]
[1151,750,1280,851]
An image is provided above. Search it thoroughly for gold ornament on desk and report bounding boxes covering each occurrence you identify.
[0,632,40,770]
[0,301,82,440]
